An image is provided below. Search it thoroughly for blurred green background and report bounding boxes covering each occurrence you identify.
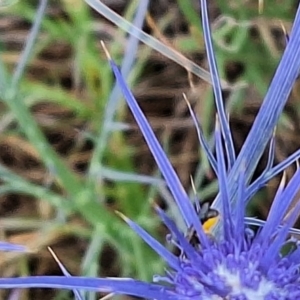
[0,0,299,299]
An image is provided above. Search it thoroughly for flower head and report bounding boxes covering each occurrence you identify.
[1,1,300,299]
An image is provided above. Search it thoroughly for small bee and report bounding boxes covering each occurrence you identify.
[186,201,219,247]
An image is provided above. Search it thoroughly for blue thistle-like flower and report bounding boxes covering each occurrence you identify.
[1,1,300,299]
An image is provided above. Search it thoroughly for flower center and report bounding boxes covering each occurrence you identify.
[216,264,274,299]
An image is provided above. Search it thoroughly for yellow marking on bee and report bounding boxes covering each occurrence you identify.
[202,215,219,234]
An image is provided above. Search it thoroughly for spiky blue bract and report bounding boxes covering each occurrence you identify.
[208,0,300,234]
[0,242,27,252]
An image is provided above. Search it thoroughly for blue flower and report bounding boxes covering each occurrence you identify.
[1,1,300,299]
[1,98,300,299]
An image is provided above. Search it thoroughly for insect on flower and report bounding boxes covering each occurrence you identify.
[186,201,219,247]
